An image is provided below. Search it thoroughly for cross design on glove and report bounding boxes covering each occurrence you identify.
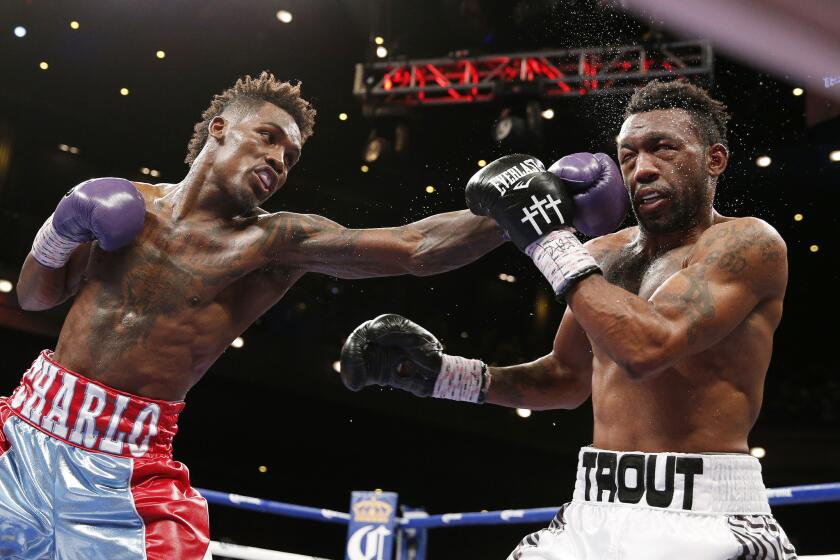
[520,194,567,235]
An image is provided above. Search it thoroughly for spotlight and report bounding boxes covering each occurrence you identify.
[477,159,487,167]
[14,26,26,38]
[755,155,771,168]
[120,87,130,96]
[68,146,80,155]
[0,279,13,293]
[58,144,69,152]
[156,50,166,59]
[39,61,49,70]
[541,108,555,120]
[258,465,268,473]
[376,46,388,59]
[338,112,348,121]
[276,10,293,23]
[149,169,160,178]
[516,408,532,418]
[70,21,80,30]
[374,36,384,45]
[829,150,840,162]
[792,87,803,96]
[749,447,766,459]
[231,336,244,348]
[810,244,819,253]
[140,167,150,175]
[794,213,803,222]
[360,165,369,173]
[425,185,435,194]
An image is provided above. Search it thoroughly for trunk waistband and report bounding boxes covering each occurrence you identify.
[6,351,183,459]
[572,446,771,515]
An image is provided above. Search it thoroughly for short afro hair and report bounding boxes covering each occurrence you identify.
[624,80,730,148]
[185,71,316,165]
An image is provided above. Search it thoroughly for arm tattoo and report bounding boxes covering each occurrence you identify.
[656,269,715,345]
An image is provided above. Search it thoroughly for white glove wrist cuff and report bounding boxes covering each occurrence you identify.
[31,214,82,269]
[433,354,489,403]
[526,229,600,297]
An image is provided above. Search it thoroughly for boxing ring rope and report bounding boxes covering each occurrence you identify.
[196,483,840,559]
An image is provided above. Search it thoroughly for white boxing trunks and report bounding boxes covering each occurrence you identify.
[509,447,797,560]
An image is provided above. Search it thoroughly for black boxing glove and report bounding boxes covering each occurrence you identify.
[339,314,489,402]
[466,154,576,251]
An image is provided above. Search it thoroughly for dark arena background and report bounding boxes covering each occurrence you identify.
[1,1,839,558]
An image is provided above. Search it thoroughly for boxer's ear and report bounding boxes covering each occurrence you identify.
[707,143,728,178]
[208,116,227,142]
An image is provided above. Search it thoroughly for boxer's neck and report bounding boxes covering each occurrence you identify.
[634,207,720,257]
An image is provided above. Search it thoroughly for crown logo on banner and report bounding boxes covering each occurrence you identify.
[352,497,393,524]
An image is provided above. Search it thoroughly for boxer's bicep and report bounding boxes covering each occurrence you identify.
[263,212,416,278]
[648,218,787,362]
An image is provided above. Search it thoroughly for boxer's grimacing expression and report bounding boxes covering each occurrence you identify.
[208,102,302,212]
[616,108,727,234]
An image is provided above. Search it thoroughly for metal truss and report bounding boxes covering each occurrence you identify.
[354,40,712,109]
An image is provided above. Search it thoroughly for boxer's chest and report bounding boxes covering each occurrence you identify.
[601,244,694,300]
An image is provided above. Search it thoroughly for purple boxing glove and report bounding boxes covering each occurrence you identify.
[31,177,145,268]
[548,152,629,238]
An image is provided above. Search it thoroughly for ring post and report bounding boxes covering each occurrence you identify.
[345,490,399,560]
[396,506,429,560]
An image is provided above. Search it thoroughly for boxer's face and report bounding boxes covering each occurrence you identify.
[616,109,718,234]
[209,102,302,212]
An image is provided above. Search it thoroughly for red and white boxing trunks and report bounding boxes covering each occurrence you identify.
[509,446,797,560]
[0,351,209,559]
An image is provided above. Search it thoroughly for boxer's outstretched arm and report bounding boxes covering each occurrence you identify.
[485,306,593,410]
[17,244,92,311]
[566,218,787,380]
[264,210,504,279]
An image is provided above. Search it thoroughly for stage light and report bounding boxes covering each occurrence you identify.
[516,408,532,418]
[794,213,803,222]
[70,21,80,30]
[140,167,150,175]
[58,144,69,152]
[374,36,384,45]
[258,465,268,473]
[749,447,766,459]
[231,336,244,348]
[338,112,348,121]
[376,46,388,59]
[39,61,49,70]
[14,26,26,38]
[149,169,160,178]
[68,146,80,155]
[276,10,293,23]
[477,159,487,167]
[364,136,386,163]
[810,244,819,253]
[120,87,130,96]
[541,108,555,119]
[0,279,13,293]
[425,185,435,194]
[792,87,803,96]
[332,361,341,373]
[360,165,369,173]
[156,50,166,59]
[755,155,771,168]
[829,150,840,162]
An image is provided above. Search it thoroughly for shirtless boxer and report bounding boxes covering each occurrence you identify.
[0,72,506,559]
[340,80,796,559]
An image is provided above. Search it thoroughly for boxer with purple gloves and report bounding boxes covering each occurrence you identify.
[340,80,794,559]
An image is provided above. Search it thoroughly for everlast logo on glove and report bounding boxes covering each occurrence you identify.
[580,450,704,510]
[488,158,545,195]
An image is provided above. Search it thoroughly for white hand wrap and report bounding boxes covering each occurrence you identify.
[433,354,489,403]
[31,214,82,269]
[526,229,600,297]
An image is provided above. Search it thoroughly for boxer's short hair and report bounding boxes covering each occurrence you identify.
[624,80,730,148]
[185,71,316,165]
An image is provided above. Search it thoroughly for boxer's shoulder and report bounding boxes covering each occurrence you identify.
[584,226,637,266]
[693,216,786,263]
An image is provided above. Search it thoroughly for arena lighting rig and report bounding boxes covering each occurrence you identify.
[354,40,712,112]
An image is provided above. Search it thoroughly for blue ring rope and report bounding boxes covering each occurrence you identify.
[196,482,840,529]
